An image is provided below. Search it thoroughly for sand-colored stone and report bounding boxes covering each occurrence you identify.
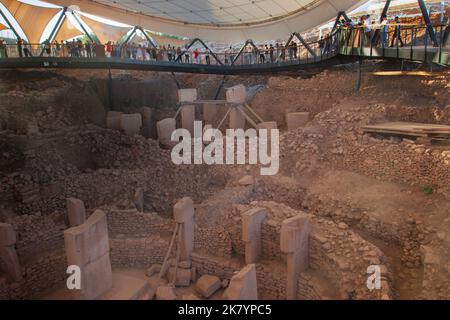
[226,85,247,104]
[195,275,221,298]
[157,118,176,146]
[66,198,86,227]
[0,223,16,247]
[178,89,197,102]
[223,264,258,300]
[120,114,142,136]
[286,112,310,131]
[242,208,267,264]
[0,246,22,282]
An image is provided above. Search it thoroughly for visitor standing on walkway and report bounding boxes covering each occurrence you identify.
[205,48,211,65]
[390,16,404,47]
[0,39,7,58]
[364,15,373,46]
[269,44,274,63]
[17,38,23,58]
[380,15,389,48]
[193,48,200,64]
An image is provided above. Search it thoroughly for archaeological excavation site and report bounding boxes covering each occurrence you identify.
[0,64,449,301]
[0,0,449,306]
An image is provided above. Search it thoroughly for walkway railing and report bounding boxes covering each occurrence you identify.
[0,24,448,68]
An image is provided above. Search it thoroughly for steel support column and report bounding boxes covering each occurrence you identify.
[136,27,157,48]
[232,40,259,65]
[0,6,21,40]
[122,27,138,45]
[417,0,439,47]
[175,38,223,65]
[40,7,68,56]
[70,11,94,43]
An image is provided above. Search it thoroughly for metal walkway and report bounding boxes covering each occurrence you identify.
[0,25,448,75]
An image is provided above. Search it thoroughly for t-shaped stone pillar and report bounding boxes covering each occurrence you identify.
[173,197,195,262]
[178,89,197,135]
[0,223,22,282]
[242,208,267,264]
[223,264,258,300]
[280,215,310,300]
[157,118,176,147]
[226,85,247,130]
[66,198,86,227]
[64,210,112,300]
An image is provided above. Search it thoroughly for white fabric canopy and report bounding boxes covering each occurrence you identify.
[45,0,369,42]
[81,14,132,44]
[1,0,60,43]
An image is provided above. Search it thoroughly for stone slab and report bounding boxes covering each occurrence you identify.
[66,198,86,228]
[178,89,197,102]
[0,223,16,247]
[157,118,176,146]
[223,264,258,300]
[195,275,221,298]
[120,114,142,136]
[226,85,247,104]
[0,246,22,282]
[64,210,110,267]
[286,112,310,131]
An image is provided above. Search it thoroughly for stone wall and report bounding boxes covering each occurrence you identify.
[335,134,450,198]
[194,226,233,258]
[6,215,64,259]
[106,209,174,236]
[0,250,66,300]
[256,263,286,299]
[109,237,168,269]
[191,253,242,280]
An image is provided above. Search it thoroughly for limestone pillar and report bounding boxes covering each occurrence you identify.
[66,198,86,227]
[280,216,311,300]
[178,89,197,135]
[106,111,123,130]
[227,85,247,130]
[257,121,278,131]
[181,105,196,135]
[173,197,195,261]
[242,208,267,264]
[0,223,22,282]
[120,114,142,136]
[157,118,176,146]
[286,112,310,131]
[64,210,112,300]
[223,264,258,300]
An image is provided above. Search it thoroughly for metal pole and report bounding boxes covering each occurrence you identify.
[122,26,137,45]
[71,11,94,43]
[381,0,392,22]
[0,7,21,40]
[417,0,439,47]
[40,7,67,56]
[137,27,157,48]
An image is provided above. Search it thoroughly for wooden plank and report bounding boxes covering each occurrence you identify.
[362,122,450,139]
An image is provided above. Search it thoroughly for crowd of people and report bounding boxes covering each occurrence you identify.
[0,14,447,64]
